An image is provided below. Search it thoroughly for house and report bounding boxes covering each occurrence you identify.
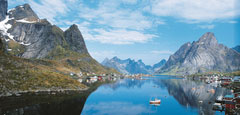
[98,76,103,81]
[220,77,232,86]
[224,95,235,109]
[234,95,240,109]
[90,76,98,82]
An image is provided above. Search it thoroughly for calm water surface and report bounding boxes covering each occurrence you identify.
[82,76,231,115]
[0,76,232,115]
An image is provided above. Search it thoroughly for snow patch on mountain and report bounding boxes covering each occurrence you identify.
[0,15,14,40]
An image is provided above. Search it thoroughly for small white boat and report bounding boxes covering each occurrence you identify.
[215,96,223,103]
[212,103,223,111]
[150,98,161,105]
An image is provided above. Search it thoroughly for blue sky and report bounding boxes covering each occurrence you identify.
[9,0,240,65]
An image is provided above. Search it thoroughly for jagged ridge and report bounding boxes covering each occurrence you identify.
[0,2,117,74]
[158,32,240,75]
[102,57,166,74]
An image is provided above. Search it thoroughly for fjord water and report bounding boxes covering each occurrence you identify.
[82,76,230,115]
[0,76,231,115]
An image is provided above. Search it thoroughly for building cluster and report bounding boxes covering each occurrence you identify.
[213,89,240,114]
[69,72,121,84]
[197,75,240,87]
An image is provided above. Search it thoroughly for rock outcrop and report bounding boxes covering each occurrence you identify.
[9,4,39,21]
[158,32,240,75]
[0,4,90,59]
[64,24,89,54]
[0,0,7,21]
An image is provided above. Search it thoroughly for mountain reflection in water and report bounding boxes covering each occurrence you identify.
[158,78,231,114]
[82,76,230,115]
[0,76,231,115]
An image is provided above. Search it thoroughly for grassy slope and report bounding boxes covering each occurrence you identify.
[45,43,119,75]
[0,50,87,94]
[0,33,118,95]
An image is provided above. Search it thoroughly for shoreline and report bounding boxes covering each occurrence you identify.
[0,87,89,97]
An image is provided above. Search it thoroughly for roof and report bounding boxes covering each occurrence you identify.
[234,76,240,79]
[224,95,234,98]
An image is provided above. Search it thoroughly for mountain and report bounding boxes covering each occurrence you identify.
[64,24,89,54]
[102,57,166,74]
[0,1,119,95]
[0,2,118,74]
[152,59,166,71]
[233,45,240,53]
[0,0,7,21]
[102,57,152,74]
[157,32,240,75]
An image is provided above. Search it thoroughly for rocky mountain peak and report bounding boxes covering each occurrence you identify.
[0,0,7,21]
[64,24,89,54]
[197,32,217,46]
[112,56,119,60]
[158,32,240,75]
[69,24,78,30]
[9,3,39,21]
[102,57,165,74]
[102,58,110,64]
[137,59,145,65]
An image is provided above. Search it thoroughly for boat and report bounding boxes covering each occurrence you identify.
[212,103,224,111]
[150,98,161,105]
[215,95,223,103]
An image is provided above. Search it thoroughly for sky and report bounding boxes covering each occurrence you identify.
[9,0,240,65]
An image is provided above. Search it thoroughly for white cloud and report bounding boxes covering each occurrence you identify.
[74,0,158,45]
[151,50,174,55]
[147,0,240,22]
[121,0,138,4]
[83,102,154,115]
[27,0,69,24]
[79,2,154,31]
[228,21,238,24]
[86,29,156,45]
[198,24,215,29]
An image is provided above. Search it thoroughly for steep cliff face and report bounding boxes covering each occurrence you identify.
[0,0,7,21]
[158,32,240,75]
[0,2,118,74]
[1,3,91,59]
[64,24,89,54]
[9,4,39,21]
[0,4,66,59]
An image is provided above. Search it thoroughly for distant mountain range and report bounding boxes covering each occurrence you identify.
[157,32,240,75]
[102,57,166,74]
